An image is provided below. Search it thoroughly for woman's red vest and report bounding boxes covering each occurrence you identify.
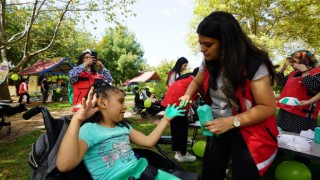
[277,68,320,119]
[203,62,278,176]
[72,71,103,112]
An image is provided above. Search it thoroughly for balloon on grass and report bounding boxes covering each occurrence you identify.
[192,140,206,157]
[275,161,311,180]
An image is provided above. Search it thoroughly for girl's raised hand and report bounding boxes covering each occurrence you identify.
[73,87,99,122]
[165,104,186,120]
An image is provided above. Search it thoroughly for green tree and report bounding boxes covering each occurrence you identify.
[0,0,135,100]
[96,26,145,85]
[187,0,319,59]
[153,60,175,98]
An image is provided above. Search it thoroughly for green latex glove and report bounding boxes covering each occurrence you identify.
[165,104,186,119]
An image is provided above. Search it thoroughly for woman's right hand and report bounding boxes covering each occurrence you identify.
[73,87,99,122]
[178,95,191,107]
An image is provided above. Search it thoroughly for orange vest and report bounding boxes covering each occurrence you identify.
[19,82,28,95]
[72,71,103,112]
[203,61,278,176]
[277,68,320,119]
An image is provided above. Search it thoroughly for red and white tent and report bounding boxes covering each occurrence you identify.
[129,71,161,84]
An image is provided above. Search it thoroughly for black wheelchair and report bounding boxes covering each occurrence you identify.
[23,106,199,180]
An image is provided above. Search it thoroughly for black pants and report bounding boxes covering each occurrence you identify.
[170,115,188,155]
[18,93,30,104]
[42,91,48,103]
[201,128,260,180]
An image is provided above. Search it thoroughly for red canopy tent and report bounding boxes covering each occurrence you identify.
[19,57,74,76]
[128,71,161,84]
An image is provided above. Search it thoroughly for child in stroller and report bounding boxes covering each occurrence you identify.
[24,82,199,180]
[132,87,163,118]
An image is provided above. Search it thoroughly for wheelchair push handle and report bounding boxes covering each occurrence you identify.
[22,106,42,120]
[23,106,55,133]
[23,106,62,150]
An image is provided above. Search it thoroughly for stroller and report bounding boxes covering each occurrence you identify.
[131,87,163,118]
[0,100,27,135]
[23,106,198,180]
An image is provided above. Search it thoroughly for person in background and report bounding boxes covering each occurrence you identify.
[179,11,278,179]
[18,78,30,104]
[166,57,188,88]
[161,67,199,162]
[69,49,112,112]
[41,76,49,105]
[149,93,157,103]
[276,50,320,133]
[56,82,185,179]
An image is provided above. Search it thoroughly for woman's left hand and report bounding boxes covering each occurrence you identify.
[204,116,234,135]
[95,61,104,69]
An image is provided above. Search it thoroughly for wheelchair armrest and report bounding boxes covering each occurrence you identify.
[157,136,172,145]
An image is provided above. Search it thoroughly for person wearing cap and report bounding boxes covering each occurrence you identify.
[276,50,320,133]
[69,49,113,112]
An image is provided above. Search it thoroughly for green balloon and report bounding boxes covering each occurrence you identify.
[192,140,206,157]
[275,161,312,180]
[144,98,152,108]
[11,73,19,81]
[56,88,61,93]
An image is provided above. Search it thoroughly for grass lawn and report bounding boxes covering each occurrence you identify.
[0,98,319,179]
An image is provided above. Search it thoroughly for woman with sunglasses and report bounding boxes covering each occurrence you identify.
[69,49,113,112]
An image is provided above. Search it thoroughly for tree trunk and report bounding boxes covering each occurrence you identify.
[0,80,12,100]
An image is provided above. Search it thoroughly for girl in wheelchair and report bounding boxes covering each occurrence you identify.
[56,82,185,179]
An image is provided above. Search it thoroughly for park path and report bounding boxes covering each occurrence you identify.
[0,104,73,143]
